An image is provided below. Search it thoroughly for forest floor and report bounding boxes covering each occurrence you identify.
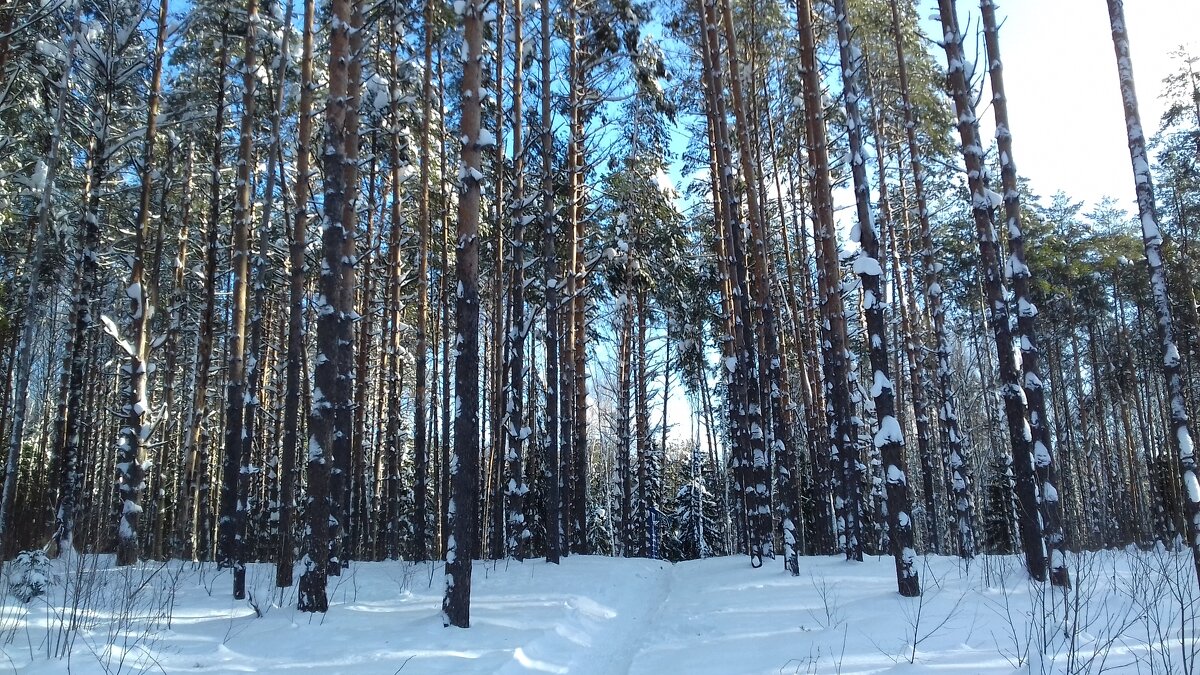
[2,547,1197,674]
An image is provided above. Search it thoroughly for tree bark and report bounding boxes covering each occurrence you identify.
[443,0,484,628]
[937,0,1046,582]
[796,0,862,562]
[833,0,919,595]
[279,0,315,587]
[1107,0,1200,585]
[220,0,259,598]
[115,0,168,566]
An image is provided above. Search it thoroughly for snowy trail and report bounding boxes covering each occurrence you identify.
[490,556,670,675]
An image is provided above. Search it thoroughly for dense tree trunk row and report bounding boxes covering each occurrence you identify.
[0,0,1198,621]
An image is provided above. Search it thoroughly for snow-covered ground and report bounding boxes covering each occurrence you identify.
[2,548,1197,674]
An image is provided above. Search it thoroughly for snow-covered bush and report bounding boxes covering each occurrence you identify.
[8,549,53,603]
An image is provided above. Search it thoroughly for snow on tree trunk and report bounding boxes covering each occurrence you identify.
[617,302,635,555]
[698,0,771,568]
[1107,0,1200,586]
[246,0,292,583]
[411,0,435,563]
[0,5,81,564]
[980,0,1069,589]
[279,0,314,589]
[442,0,484,629]
[797,0,862,563]
[219,0,259,599]
[52,69,116,557]
[834,0,919,597]
[300,0,358,613]
[937,0,1048,583]
[540,0,562,566]
[503,0,530,562]
[115,0,168,567]
[716,0,790,574]
[888,0,974,559]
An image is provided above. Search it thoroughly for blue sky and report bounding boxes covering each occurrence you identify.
[948,0,1199,211]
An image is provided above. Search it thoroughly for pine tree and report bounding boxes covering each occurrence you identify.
[219,0,259,598]
[937,0,1049,583]
[980,0,1069,589]
[442,0,485,628]
[1106,0,1200,585]
[300,0,360,613]
[833,0,919,596]
[114,0,168,567]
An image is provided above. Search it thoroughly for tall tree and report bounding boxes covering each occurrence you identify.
[833,0,919,596]
[279,0,316,589]
[300,0,359,613]
[980,0,1068,588]
[796,0,862,562]
[540,0,562,565]
[114,0,168,566]
[412,0,435,562]
[219,0,259,599]
[937,0,1048,583]
[503,0,530,561]
[887,0,973,559]
[442,0,484,628]
[1107,0,1200,585]
[0,4,81,565]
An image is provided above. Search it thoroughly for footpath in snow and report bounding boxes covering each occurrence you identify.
[3,549,1197,673]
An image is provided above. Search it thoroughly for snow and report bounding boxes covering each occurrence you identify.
[5,551,1193,674]
[869,370,892,398]
[852,254,883,277]
[1033,440,1051,468]
[28,160,48,191]
[651,167,677,199]
[1187,470,1200,504]
[981,188,1002,208]
[873,415,903,447]
[1165,343,1181,367]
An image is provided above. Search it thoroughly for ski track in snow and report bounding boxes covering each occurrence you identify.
[4,550,1194,674]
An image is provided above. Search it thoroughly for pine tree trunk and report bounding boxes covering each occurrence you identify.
[617,300,634,555]
[716,0,787,572]
[115,0,167,566]
[980,0,1069,588]
[504,0,529,561]
[486,0,508,562]
[540,0,561,565]
[832,0,919,595]
[411,0,435,562]
[220,0,259,597]
[888,0,973,558]
[937,0,1046,582]
[698,0,770,567]
[796,0,862,562]
[51,73,116,556]
[300,0,358,612]
[279,0,314,587]
[443,0,484,628]
[243,0,292,581]
[1107,0,1200,585]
